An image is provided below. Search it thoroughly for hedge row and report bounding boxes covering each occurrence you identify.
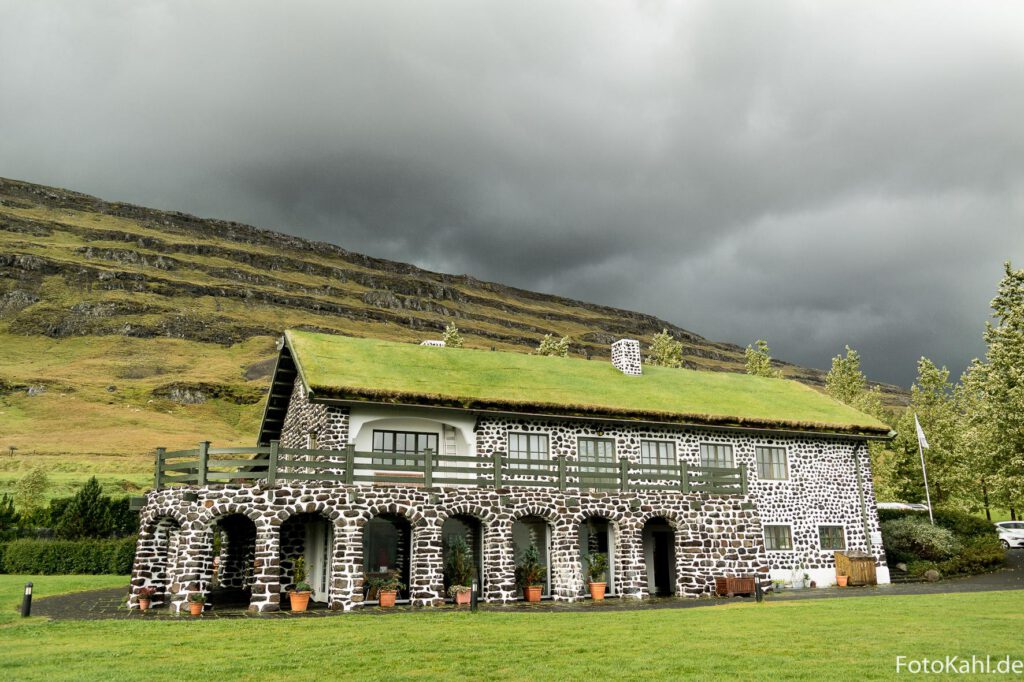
[879,508,1005,578]
[0,537,136,575]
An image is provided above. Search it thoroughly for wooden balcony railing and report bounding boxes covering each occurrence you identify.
[152,442,748,496]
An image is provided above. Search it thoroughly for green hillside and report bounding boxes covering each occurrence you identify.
[0,177,905,498]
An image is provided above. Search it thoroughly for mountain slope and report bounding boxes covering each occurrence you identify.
[0,177,905,497]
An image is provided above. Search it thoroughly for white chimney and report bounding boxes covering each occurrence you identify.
[611,339,642,376]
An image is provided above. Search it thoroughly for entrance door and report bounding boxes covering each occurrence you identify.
[305,518,332,603]
[653,532,672,596]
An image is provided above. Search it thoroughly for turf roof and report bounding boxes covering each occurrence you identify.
[284,330,891,436]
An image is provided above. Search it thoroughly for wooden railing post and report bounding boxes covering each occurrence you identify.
[423,447,433,488]
[493,451,503,489]
[619,457,629,493]
[267,440,279,487]
[680,462,690,494]
[557,455,566,492]
[344,443,355,485]
[739,464,748,495]
[154,447,165,491]
[198,441,209,486]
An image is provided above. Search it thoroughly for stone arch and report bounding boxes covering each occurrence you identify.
[435,502,497,527]
[575,512,621,598]
[641,515,679,597]
[139,505,188,531]
[350,501,424,529]
[280,507,340,607]
[131,514,183,608]
[359,510,415,603]
[196,501,270,530]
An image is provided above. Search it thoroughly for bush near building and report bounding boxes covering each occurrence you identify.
[879,508,1005,578]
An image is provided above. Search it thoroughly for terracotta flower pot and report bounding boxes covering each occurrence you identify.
[589,582,607,601]
[836,575,848,587]
[290,590,311,612]
[138,599,151,611]
[454,589,471,605]
[189,601,204,616]
[379,590,398,607]
[523,586,542,603]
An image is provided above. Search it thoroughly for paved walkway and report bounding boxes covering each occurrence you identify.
[25,549,1023,621]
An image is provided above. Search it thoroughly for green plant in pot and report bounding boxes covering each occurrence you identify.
[585,552,609,600]
[445,535,475,605]
[136,586,156,611]
[187,591,205,616]
[515,543,547,602]
[289,555,313,613]
[369,570,405,608]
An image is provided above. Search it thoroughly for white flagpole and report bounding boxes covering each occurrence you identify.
[915,414,935,525]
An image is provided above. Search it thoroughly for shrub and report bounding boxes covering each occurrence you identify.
[938,536,1005,577]
[932,509,998,539]
[881,517,959,564]
[0,536,136,574]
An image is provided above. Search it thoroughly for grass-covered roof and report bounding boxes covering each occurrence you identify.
[284,330,891,435]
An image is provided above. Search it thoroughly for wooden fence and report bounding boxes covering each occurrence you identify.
[153,442,748,496]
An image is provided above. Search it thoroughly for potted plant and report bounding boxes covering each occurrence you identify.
[515,544,547,602]
[188,592,205,616]
[585,552,609,600]
[289,556,313,612]
[836,574,849,587]
[445,535,475,605]
[369,571,405,608]
[137,586,156,611]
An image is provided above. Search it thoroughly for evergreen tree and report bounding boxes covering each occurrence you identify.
[648,329,683,368]
[0,493,18,531]
[442,322,464,348]
[745,339,782,378]
[55,476,111,539]
[536,334,571,357]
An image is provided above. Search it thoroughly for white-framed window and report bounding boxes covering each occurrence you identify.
[640,440,676,467]
[699,443,734,468]
[509,433,549,471]
[372,430,438,467]
[764,524,793,551]
[755,446,788,480]
[818,525,846,550]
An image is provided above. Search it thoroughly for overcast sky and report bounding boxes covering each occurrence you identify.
[2,1,1023,386]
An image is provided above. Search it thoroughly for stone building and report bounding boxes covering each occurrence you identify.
[130,330,892,612]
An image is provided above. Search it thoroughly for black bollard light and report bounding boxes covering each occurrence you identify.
[755,579,764,603]
[21,581,33,617]
[470,579,478,612]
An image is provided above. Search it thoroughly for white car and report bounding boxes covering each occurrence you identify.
[995,521,1024,549]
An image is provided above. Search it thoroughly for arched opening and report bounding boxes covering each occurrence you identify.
[362,513,411,603]
[441,515,484,597]
[280,512,335,605]
[145,516,182,607]
[512,515,551,598]
[642,517,676,597]
[579,517,615,596]
[209,513,258,607]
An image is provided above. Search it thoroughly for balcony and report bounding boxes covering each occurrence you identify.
[150,442,749,496]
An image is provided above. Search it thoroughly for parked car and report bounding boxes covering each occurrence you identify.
[877,502,931,512]
[995,521,1024,549]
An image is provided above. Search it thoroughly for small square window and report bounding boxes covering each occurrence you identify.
[764,524,793,551]
[818,525,846,550]
[699,443,734,468]
[755,446,788,480]
[640,440,676,467]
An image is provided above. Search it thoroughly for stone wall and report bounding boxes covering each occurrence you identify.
[131,483,766,612]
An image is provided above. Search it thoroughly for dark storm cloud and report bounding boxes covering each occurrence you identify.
[2,1,1023,385]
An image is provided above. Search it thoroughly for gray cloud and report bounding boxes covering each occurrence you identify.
[2,0,1023,385]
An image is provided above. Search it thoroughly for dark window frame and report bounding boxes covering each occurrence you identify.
[640,440,676,467]
[371,429,439,467]
[577,437,616,471]
[699,443,734,468]
[818,525,846,551]
[508,432,550,471]
[764,524,794,551]
[755,446,789,480]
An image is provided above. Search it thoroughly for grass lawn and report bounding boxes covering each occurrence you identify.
[288,330,889,433]
[2,577,1021,681]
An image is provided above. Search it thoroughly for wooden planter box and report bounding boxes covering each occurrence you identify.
[715,576,756,597]
[834,551,877,586]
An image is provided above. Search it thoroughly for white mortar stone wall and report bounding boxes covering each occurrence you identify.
[611,339,643,375]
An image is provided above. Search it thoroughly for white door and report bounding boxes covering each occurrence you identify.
[305,519,333,603]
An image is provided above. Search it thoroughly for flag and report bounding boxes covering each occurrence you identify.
[914,414,930,450]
